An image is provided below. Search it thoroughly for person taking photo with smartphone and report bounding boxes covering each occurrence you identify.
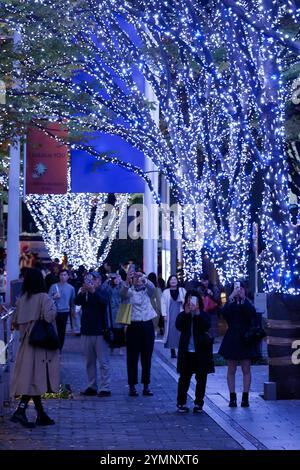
[218,281,260,407]
[175,291,214,413]
[121,271,157,397]
[75,272,111,397]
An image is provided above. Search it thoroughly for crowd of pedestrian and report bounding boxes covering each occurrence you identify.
[8,258,264,427]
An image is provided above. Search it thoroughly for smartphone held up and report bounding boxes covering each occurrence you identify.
[190,296,198,307]
[234,281,240,291]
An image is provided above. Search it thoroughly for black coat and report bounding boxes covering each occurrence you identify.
[75,288,108,336]
[176,311,215,375]
[218,298,260,360]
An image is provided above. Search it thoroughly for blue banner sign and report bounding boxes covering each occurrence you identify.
[71,133,145,193]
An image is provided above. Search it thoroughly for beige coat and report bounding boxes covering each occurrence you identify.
[10,292,60,397]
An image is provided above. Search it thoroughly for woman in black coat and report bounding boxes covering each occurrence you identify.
[175,291,214,413]
[218,282,259,408]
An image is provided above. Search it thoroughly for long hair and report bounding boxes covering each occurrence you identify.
[147,272,158,287]
[157,276,166,291]
[22,268,46,298]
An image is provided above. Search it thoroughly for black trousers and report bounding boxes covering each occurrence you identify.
[177,352,208,406]
[126,320,155,386]
[55,311,69,351]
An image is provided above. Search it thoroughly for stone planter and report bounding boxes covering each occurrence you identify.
[267,293,300,399]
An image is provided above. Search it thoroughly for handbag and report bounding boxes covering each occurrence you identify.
[103,300,115,346]
[103,327,115,345]
[29,318,60,350]
[202,295,218,313]
[243,326,266,345]
[116,303,132,325]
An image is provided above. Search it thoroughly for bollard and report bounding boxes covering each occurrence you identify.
[264,381,277,400]
[0,365,4,418]
[3,366,10,404]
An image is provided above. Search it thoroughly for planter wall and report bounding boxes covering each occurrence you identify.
[267,293,300,399]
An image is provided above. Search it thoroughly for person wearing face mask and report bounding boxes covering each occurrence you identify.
[120,271,157,397]
[175,291,214,413]
[218,281,259,408]
[161,275,186,358]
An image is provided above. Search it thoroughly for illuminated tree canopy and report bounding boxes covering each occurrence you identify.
[26,190,129,269]
[1,0,300,291]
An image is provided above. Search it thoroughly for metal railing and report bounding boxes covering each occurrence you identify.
[0,306,16,418]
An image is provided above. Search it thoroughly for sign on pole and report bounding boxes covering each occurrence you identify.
[25,123,68,194]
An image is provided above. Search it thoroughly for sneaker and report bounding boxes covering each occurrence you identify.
[129,386,139,397]
[143,388,154,396]
[177,405,189,413]
[80,387,97,396]
[97,391,112,397]
[193,406,203,413]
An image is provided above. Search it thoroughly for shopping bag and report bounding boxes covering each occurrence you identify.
[116,304,132,325]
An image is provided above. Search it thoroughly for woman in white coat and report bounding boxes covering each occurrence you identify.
[161,275,186,358]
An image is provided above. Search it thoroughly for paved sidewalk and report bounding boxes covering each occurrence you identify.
[1,335,299,451]
[156,338,300,450]
[0,335,241,451]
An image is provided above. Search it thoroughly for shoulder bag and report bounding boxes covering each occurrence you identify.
[243,326,266,345]
[29,298,60,350]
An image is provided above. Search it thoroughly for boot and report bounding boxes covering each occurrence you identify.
[241,392,249,407]
[10,401,35,428]
[36,409,55,426]
[33,396,55,425]
[229,392,237,407]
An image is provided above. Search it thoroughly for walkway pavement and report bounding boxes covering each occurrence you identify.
[0,334,299,451]
[156,338,300,451]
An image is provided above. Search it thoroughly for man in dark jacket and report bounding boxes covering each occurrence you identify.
[75,272,111,397]
[176,291,214,413]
